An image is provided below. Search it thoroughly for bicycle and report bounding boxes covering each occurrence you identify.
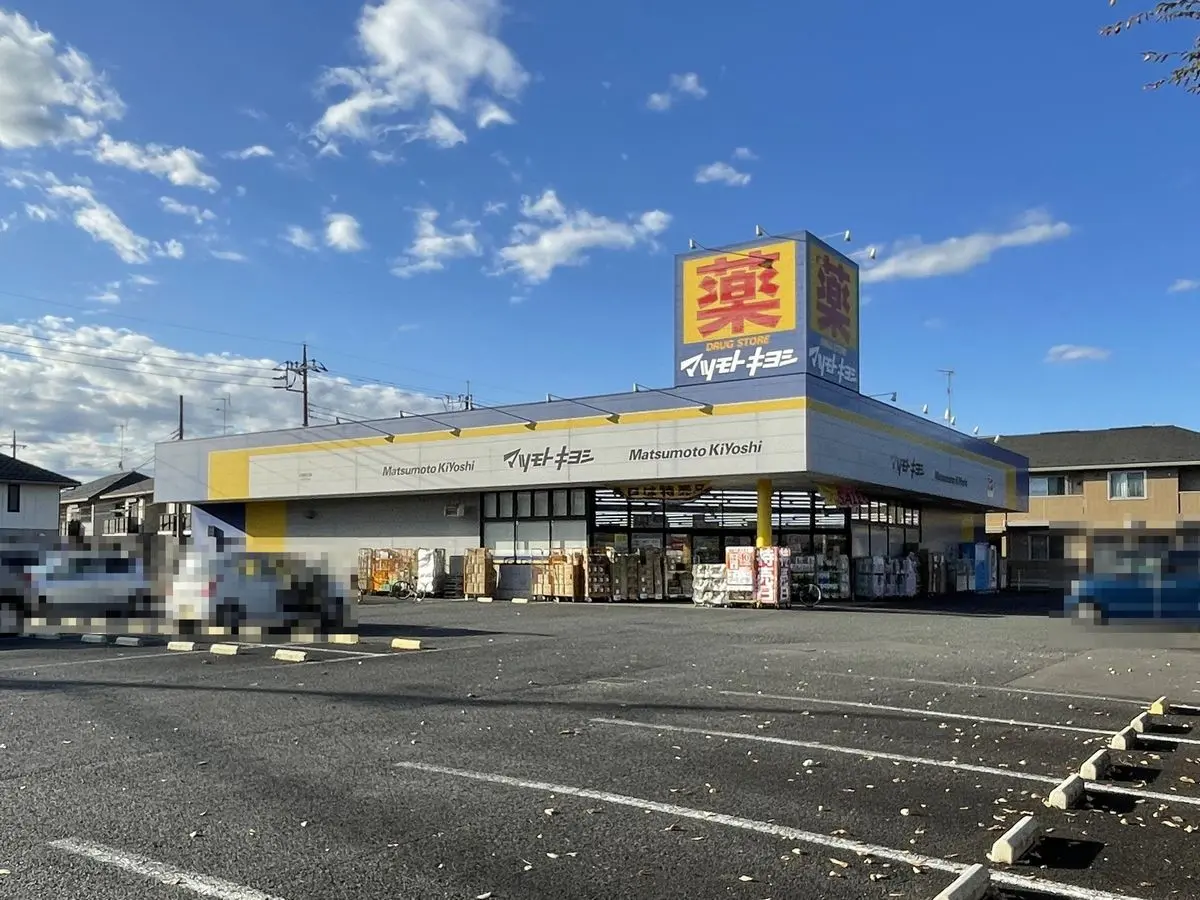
[387,578,420,602]
[795,579,822,609]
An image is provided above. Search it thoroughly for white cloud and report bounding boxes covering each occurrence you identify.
[1045,344,1110,364]
[495,189,671,284]
[483,200,506,215]
[223,144,274,160]
[315,139,342,158]
[414,110,467,148]
[128,274,157,286]
[0,11,125,150]
[390,208,481,277]
[646,72,706,111]
[861,210,1072,284]
[90,134,219,191]
[314,0,528,144]
[0,316,446,478]
[24,202,56,221]
[44,183,178,264]
[694,161,750,187]
[87,281,122,304]
[732,146,757,160]
[283,225,318,251]
[368,149,397,164]
[1168,278,1200,293]
[159,195,215,225]
[324,212,367,252]
[210,249,247,262]
[476,100,514,128]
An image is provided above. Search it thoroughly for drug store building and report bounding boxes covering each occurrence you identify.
[154,232,1030,599]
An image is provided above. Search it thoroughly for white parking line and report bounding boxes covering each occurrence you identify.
[721,691,1200,745]
[0,650,186,674]
[797,670,1147,706]
[592,718,1200,809]
[394,761,1151,900]
[49,837,288,900]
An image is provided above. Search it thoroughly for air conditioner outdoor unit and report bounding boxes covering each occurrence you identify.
[444,503,465,518]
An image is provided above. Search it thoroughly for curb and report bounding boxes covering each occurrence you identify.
[1079,748,1110,781]
[476,597,493,603]
[932,862,990,900]
[34,633,60,641]
[1149,695,1170,716]
[390,637,422,651]
[511,598,529,604]
[114,636,144,647]
[328,633,360,645]
[1109,726,1139,750]
[167,640,196,652]
[987,815,1041,865]
[209,643,240,656]
[1047,773,1085,810]
[273,648,308,663]
[81,634,109,644]
[1130,711,1152,734]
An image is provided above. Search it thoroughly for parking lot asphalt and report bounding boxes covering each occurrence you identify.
[3,596,1200,899]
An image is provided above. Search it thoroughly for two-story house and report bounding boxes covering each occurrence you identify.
[986,425,1200,589]
[0,454,79,539]
[100,478,191,538]
[59,471,152,538]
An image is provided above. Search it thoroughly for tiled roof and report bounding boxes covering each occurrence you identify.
[0,454,79,487]
[59,471,151,505]
[103,477,155,499]
[997,426,1200,469]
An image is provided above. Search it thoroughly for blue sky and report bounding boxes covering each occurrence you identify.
[0,0,1196,473]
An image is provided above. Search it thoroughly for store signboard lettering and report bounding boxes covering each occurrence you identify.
[629,440,763,463]
[934,470,969,488]
[890,455,925,479]
[807,345,858,388]
[503,445,595,473]
[675,239,804,386]
[678,345,800,383]
[804,235,861,393]
[382,460,476,478]
[817,483,868,508]
[616,482,711,502]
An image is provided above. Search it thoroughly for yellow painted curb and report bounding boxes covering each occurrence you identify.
[476,597,493,603]
[1150,695,1170,716]
[209,643,241,656]
[167,640,196,652]
[289,631,317,644]
[390,638,423,651]
[328,633,360,644]
[511,597,529,604]
[273,648,308,663]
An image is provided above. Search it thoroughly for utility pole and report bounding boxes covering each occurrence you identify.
[177,395,184,441]
[117,422,128,471]
[175,405,185,542]
[273,342,327,427]
[9,431,25,458]
[214,394,231,435]
[938,368,955,426]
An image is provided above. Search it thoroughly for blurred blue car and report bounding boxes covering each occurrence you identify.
[1066,545,1200,625]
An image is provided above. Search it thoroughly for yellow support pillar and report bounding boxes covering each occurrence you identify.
[756,478,773,548]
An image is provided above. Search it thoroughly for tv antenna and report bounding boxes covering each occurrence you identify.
[938,369,956,426]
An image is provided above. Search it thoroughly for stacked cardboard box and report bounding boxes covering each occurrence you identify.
[464,547,497,597]
[532,553,584,600]
[638,548,665,600]
[610,552,640,601]
[586,551,612,601]
[691,564,728,607]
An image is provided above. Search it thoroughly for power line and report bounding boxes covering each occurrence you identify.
[273,343,326,427]
[0,341,279,388]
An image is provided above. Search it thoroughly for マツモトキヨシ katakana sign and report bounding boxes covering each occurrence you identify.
[675,238,803,386]
[805,234,860,392]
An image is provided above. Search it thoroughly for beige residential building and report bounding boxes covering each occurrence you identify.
[987,425,1200,589]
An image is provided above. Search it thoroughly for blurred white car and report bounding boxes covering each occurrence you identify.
[166,550,353,634]
[27,551,151,619]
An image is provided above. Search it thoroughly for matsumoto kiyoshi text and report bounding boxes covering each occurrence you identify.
[629,440,764,462]
[381,461,476,477]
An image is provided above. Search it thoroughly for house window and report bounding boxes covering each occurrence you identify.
[1029,475,1082,497]
[1108,470,1147,500]
[5,483,18,514]
[1029,533,1065,561]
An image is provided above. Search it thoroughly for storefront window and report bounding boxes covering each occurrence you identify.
[570,489,587,516]
[552,490,569,517]
[483,493,498,519]
[498,492,514,518]
[533,491,550,518]
[516,491,532,519]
